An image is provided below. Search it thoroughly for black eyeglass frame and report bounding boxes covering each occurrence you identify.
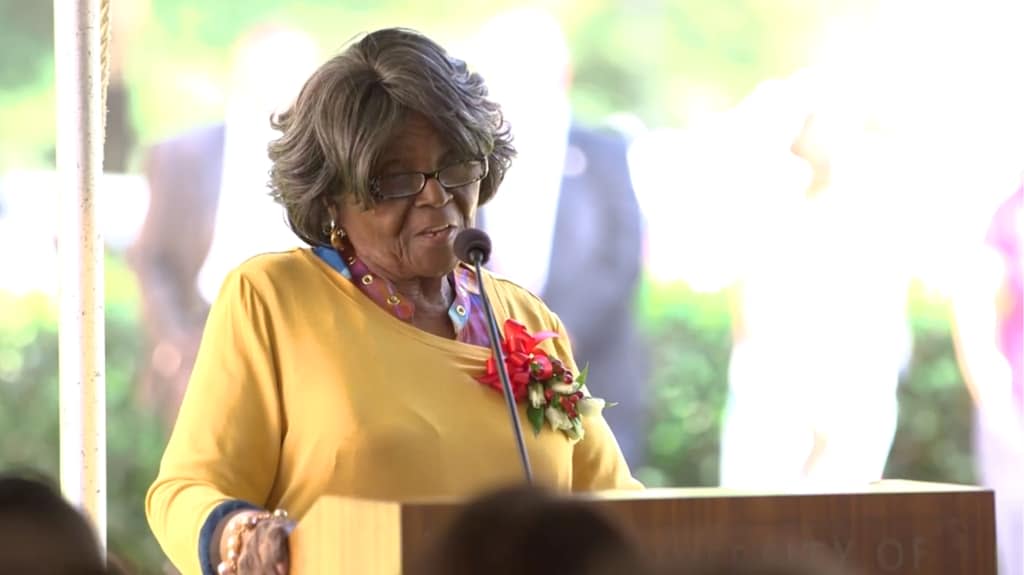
[369,157,489,201]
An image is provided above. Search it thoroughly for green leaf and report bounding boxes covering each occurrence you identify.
[574,363,590,390]
[527,405,545,436]
[572,419,584,441]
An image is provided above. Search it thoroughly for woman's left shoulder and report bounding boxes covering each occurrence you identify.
[481,269,562,331]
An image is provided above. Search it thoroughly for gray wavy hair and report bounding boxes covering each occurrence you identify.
[267,28,516,246]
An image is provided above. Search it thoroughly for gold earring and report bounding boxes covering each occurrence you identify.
[329,219,347,250]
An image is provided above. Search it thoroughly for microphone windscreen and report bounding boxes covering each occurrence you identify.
[454,228,492,265]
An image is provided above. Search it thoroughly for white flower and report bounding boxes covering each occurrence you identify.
[577,397,606,417]
[549,382,575,394]
[528,383,545,408]
[544,406,573,430]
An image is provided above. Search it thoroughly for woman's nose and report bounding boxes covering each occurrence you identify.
[416,176,451,207]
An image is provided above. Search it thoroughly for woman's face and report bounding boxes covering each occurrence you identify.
[337,113,481,281]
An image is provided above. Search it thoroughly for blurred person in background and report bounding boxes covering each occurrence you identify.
[0,473,123,575]
[419,485,652,575]
[128,25,319,424]
[951,178,1023,575]
[661,553,853,575]
[469,8,650,468]
[104,0,151,172]
[719,91,913,489]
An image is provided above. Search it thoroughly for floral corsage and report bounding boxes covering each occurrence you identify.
[478,319,612,440]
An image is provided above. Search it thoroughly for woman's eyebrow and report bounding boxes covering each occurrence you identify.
[377,149,459,174]
[439,148,459,165]
[375,157,404,173]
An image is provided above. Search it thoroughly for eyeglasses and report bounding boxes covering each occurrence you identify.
[370,158,488,201]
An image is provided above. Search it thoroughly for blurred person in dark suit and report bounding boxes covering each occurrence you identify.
[127,25,319,424]
[470,8,650,467]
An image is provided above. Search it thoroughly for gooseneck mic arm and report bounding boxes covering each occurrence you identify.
[454,228,533,484]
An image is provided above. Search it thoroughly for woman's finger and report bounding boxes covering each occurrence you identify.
[265,521,290,564]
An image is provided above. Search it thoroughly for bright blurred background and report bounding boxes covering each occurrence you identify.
[1,0,1022,572]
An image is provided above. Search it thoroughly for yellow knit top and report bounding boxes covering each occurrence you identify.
[146,249,640,574]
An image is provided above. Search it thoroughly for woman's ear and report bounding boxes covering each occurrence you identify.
[323,195,343,223]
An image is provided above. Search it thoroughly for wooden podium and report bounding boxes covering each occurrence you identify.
[289,481,995,575]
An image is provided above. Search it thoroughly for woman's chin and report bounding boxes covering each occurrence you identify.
[413,251,459,278]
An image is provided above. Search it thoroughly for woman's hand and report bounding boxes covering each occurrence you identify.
[238,516,293,575]
[218,510,295,575]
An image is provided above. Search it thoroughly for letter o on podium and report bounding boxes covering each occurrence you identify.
[876,538,905,572]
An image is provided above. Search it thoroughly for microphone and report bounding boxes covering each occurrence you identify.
[453,227,492,267]
[454,228,534,483]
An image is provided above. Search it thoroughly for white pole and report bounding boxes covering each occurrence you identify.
[54,0,107,548]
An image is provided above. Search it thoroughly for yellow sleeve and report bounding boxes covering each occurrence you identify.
[546,314,644,492]
[145,269,283,575]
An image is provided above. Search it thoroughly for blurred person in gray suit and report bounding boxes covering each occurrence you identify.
[469,9,649,466]
[128,25,319,424]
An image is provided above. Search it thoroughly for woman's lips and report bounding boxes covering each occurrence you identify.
[417,224,457,241]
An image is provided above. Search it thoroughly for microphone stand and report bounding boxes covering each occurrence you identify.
[470,253,534,484]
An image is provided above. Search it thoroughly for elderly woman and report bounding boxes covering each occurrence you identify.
[145,27,640,575]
